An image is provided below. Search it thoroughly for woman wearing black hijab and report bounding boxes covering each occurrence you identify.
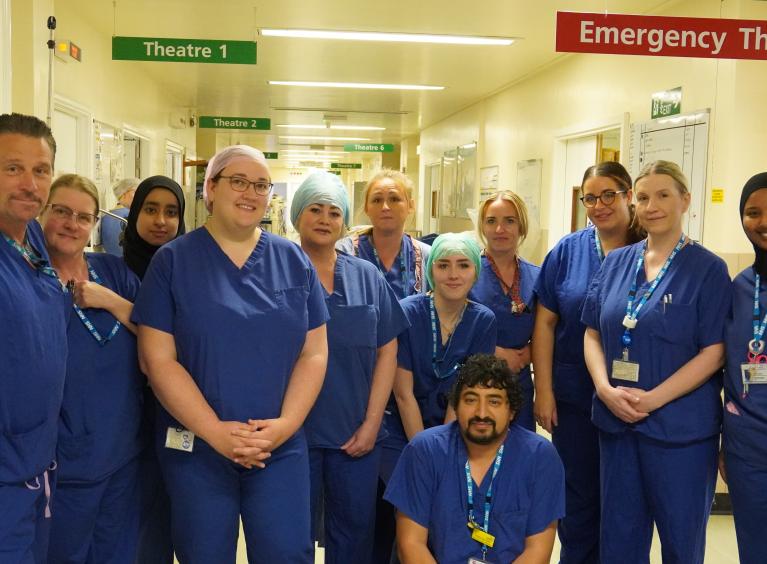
[124,175,186,279]
[125,175,185,563]
[722,172,767,564]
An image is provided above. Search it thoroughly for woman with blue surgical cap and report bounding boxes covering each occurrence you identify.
[131,145,329,564]
[292,171,408,564]
[721,172,767,564]
[381,232,497,483]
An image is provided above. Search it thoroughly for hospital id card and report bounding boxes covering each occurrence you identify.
[741,363,767,385]
[468,559,494,564]
[165,426,195,452]
[612,359,639,382]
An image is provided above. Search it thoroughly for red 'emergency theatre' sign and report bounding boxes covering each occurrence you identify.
[556,11,767,60]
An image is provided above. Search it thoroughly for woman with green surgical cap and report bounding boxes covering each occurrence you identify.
[291,171,409,564]
[379,232,497,483]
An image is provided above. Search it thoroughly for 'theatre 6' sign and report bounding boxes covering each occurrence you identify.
[556,12,767,60]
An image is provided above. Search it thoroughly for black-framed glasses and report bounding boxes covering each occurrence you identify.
[45,204,99,227]
[218,175,273,195]
[580,190,627,208]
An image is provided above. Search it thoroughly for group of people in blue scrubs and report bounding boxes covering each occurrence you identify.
[3,108,766,564]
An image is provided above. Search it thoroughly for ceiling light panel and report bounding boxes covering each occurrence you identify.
[279,135,372,141]
[276,124,385,131]
[269,81,444,91]
[260,28,515,46]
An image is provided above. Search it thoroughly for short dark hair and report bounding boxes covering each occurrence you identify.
[449,354,523,412]
[0,113,57,165]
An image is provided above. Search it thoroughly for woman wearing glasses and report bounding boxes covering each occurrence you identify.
[532,161,642,563]
[40,174,144,563]
[470,191,538,431]
[581,160,730,563]
[337,169,430,299]
[132,145,328,564]
[291,171,408,564]
[382,233,496,480]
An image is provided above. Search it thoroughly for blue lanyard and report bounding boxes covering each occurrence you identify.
[430,294,467,380]
[2,232,58,279]
[594,229,604,262]
[750,273,767,355]
[465,443,505,559]
[621,234,686,349]
[68,261,122,346]
[371,235,411,292]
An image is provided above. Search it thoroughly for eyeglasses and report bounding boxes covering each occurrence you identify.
[580,190,627,208]
[45,204,99,227]
[218,175,273,196]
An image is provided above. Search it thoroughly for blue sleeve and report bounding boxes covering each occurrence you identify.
[397,303,416,371]
[580,262,605,330]
[534,243,563,314]
[383,435,437,528]
[376,274,410,347]
[526,442,566,536]
[130,248,175,334]
[695,260,732,348]
[306,262,330,330]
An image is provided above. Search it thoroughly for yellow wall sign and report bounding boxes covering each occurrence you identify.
[711,188,724,203]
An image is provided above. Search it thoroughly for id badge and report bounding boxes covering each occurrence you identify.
[741,363,767,385]
[165,426,195,452]
[468,559,494,564]
[612,359,640,382]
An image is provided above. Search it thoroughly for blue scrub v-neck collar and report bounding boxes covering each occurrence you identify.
[201,226,267,272]
[325,251,347,302]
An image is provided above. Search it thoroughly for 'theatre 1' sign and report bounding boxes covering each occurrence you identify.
[556,12,767,60]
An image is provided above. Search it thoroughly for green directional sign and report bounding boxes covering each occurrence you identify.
[331,163,362,169]
[112,36,257,65]
[328,170,342,175]
[651,87,681,119]
[263,152,278,159]
[199,116,270,130]
[343,143,394,153]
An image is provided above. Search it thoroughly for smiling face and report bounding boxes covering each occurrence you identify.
[364,177,413,234]
[582,175,632,234]
[207,158,270,231]
[136,187,181,246]
[635,173,690,237]
[481,198,521,255]
[0,133,54,232]
[41,186,98,257]
[431,253,476,301]
[297,202,345,248]
[743,188,767,252]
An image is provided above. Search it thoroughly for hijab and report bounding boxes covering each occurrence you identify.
[740,172,767,278]
[123,175,186,279]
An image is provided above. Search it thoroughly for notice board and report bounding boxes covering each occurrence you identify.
[628,109,709,241]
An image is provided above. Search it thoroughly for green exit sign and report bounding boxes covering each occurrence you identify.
[343,143,394,153]
[199,116,271,130]
[112,36,257,65]
[651,87,681,119]
[331,163,362,169]
[263,152,278,159]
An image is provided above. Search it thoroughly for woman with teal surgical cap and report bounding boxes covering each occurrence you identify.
[292,171,409,564]
[380,232,497,483]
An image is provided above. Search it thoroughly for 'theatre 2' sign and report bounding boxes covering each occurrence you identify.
[556,12,767,60]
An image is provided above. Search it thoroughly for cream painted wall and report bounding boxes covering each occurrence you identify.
[418,0,763,264]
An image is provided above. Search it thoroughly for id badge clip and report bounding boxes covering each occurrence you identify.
[165,426,195,452]
[612,348,639,382]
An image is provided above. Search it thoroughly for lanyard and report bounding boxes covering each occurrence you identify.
[594,229,605,262]
[2,232,58,279]
[371,235,411,292]
[485,253,526,314]
[621,234,686,350]
[465,443,505,560]
[430,294,467,380]
[749,273,767,356]
[68,261,122,346]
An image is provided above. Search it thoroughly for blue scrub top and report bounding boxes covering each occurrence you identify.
[132,228,329,437]
[384,295,497,447]
[724,267,767,462]
[304,251,409,448]
[384,423,565,564]
[57,253,144,483]
[581,241,731,443]
[99,207,129,256]
[470,255,540,394]
[0,221,69,483]
[534,227,602,409]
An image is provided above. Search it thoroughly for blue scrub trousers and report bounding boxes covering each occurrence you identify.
[515,384,535,431]
[0,480,54,564]
[551,401,600,564]
[159,435,313,564]
[309,446,381,564]
[599,431,718,564]
[48,457,141,564]
[723,449,767,564]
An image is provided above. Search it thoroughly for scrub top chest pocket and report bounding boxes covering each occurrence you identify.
[326,304,378,350]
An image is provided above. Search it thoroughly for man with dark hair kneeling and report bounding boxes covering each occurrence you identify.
[385,354,565,564]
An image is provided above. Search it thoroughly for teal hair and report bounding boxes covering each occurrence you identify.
[425,232,482,289]
[290,171,350,227]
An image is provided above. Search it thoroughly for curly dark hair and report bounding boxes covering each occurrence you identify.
[449,354,523,413]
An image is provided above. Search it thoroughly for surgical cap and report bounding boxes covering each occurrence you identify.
[113,178,140,199]
[425,232,482,289]
[290,171,350,227]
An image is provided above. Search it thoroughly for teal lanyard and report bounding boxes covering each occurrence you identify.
[430,294,467,380]
[465,444,504,560]
[371,236,410,292]
[67,260,122,346]
[2,232,58,279]
[594,229,604,262]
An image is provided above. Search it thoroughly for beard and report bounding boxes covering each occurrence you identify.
[463,417,502,445]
